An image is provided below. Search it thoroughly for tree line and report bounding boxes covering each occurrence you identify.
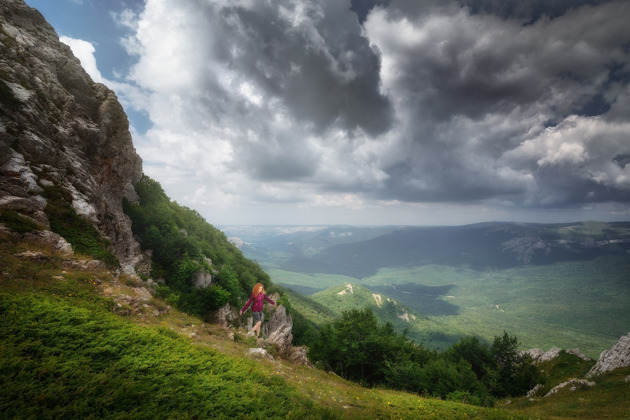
[309,308,540,406]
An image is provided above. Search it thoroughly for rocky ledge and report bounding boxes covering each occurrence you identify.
[587,332,630,378]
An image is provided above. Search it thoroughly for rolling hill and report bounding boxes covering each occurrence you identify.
[311,283,462,350]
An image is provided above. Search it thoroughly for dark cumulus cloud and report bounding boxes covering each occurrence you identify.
[363,0,630,208]
[123,0,630,224]
[350,0,389,24]
[458,0,613,21]
[197,0,393,137]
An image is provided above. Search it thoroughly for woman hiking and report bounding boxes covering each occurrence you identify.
[239,283,277,338]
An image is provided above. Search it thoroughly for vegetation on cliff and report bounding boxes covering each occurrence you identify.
[122,176,319,345]
[123,176,272,316]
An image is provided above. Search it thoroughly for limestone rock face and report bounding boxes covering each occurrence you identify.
[211,303,240,328]
[587,333,630,378]
[262,305,294,353]
[524,347,591,364]
[0,0,143,272]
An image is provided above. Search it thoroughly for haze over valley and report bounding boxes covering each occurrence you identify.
[225,222,630,356]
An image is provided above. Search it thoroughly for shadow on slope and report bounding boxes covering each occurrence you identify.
[371,283,459,316]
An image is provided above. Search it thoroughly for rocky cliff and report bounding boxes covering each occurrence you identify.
[0,0,143,272]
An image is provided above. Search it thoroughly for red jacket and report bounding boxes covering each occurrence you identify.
[241,293,275,313]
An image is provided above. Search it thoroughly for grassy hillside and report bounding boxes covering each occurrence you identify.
[281,286,338,326]
[503,355,630,419]
[0,230,523,419]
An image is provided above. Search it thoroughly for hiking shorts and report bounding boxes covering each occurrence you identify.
[253,311,264,323]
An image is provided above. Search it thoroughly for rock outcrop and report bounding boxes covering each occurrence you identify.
[262,305,294,353]
[0,0,143,273]
[586,333,630,378]
[211,302,240,328]
[544,379,596,397]
[260,298,312,367]
[524,347,591,364]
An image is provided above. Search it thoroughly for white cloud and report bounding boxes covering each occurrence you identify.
[59,36,103,83]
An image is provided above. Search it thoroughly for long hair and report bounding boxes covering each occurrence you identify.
[252,283,264,298]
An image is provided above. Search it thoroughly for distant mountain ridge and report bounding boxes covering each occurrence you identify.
[227,222,630,279]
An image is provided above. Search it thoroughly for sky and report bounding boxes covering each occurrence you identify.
[23,0,630,226]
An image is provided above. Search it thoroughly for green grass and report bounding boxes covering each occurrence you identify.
[534,351,596,395]
[0,294,329,419]
[0,233,524,419]
[503,366,630,419]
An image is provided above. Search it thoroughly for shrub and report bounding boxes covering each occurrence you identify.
[0,209,39,233]
[43,186,118,268]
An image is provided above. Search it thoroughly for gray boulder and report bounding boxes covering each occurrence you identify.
[587,333,630,378]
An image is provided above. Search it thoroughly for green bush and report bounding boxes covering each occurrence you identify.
[0,209,39,233]
[43,186,118,268]
[489,332,540,398]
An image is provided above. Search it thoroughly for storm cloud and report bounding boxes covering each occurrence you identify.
[116,0,630,224]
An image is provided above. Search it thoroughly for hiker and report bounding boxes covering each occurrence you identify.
[239,282,277,338]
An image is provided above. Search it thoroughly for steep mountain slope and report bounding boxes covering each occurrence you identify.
[0,0,143,272]
[0,0,272,324]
